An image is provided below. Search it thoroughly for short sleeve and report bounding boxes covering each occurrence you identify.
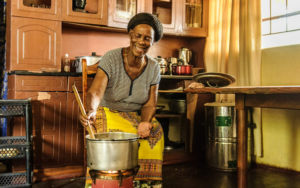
[97,52,114,80]
[150,63,161,86]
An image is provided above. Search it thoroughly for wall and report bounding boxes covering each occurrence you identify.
[61,26,206,69]
[257,44,300,171]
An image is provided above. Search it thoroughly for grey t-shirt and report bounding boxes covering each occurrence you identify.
[97,48,161,112]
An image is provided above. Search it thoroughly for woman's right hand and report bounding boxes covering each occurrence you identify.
[79,110,97,131]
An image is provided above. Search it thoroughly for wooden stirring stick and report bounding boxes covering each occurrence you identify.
[72,85,95,139]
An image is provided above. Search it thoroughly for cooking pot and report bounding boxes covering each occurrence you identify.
[72,53,102,72]
[155,56,168,67]
[86,132,139,171]
[160,65,169,75]
[170,99,186,114]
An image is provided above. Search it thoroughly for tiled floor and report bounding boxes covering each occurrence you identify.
[32,161,300,188]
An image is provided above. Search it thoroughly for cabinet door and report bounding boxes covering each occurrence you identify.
[144,0,177,34]
[8,0,62,21]
[108,0,144,28]
[180,0,208,37]
[12,92,66,169]
[7,17,61,71]
[65,92,84,166]
[62,0,108,25]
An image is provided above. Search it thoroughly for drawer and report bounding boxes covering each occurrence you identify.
[68,77,94,92]
[8,75,68,92]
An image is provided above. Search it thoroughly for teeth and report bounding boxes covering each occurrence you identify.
[135,46,143,51]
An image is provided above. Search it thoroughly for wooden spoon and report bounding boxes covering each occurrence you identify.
[72,85,95,139]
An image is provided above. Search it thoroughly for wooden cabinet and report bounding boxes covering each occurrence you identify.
[65,92,84,166]
[62,0,108,25]
[144,0,177,34]
[144,0,208,37]
[6,16,62,71]
[65,76,93,166]
[8,75,68,169]
[180,0,209,37]
[7,0,62,21]
[108,0,145,28]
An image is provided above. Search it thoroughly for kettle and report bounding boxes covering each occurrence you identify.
[178,47,192,65]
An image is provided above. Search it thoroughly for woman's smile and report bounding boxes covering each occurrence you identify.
[134,45,146,53]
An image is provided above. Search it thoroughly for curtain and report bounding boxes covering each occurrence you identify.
[0,0,7,136]
[204,0,263,156]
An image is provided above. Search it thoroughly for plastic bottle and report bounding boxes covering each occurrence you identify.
[63,54,70,72]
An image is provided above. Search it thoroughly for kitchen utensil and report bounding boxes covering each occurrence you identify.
[160,65,169,75]
[193,72,236,87]
[73,0,86,9]
[156,105,165,113]
[86,132,139,170]
[176,65,186,75]
[185,65,193,75]
[178,47,192,65]
[167,57,178,75]
[155,56,169,67]
[72,52,102,73]
[170,99,186,114]
[72,85,95,139]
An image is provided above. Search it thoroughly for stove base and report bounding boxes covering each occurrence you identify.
[92,175,134,188]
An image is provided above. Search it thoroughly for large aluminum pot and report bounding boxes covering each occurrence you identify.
[72,53,102,72]
[86,132,139,171]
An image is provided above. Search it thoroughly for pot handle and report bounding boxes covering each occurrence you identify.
[72,59,79,68]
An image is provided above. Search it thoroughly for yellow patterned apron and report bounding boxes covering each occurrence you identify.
[85,107,164,187]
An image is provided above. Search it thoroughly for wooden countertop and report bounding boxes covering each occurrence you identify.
[184,86,300,94]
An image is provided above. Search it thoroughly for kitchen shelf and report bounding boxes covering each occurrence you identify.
[161,75,193,80]
[158,90,184,93]
[155,111,185,118]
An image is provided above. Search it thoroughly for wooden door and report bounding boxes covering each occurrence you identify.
[7,17,62,71]
[180,0,209,37]
[7,0,62,21]
[65,77,93,166]
[108,0,144,29]
[65,92,84,166]
[143,0,178,34]
[12,91,67,169]
[62,0,108,25]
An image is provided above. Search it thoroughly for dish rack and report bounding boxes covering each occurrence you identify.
[0,99,33,188]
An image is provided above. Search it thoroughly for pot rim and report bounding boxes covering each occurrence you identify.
[86,132,140,141]
[75,55,102,58]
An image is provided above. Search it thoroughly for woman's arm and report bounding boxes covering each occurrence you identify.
[79,68,108,127]
[138,84,159,138]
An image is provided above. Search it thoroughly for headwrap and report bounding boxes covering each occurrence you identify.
[127,12,163,42]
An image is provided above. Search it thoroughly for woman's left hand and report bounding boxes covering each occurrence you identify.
[137,122,153,138]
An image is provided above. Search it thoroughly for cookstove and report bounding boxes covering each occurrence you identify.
[89,166,140,188]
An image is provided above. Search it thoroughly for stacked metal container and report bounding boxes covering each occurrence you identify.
[204,102,251,171]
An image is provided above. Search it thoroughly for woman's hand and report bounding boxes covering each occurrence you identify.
[79,110,97,132]
[137,121,153,138]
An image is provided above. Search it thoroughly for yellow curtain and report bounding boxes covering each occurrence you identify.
[204,0,263,156]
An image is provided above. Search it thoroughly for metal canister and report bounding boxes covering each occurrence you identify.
[204,102,251,171]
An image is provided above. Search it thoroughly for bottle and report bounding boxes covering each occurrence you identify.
[63,54,70,72]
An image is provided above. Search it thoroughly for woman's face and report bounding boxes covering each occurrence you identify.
[129,24,155,57]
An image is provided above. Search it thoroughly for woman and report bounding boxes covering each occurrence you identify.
[79,13,164,188]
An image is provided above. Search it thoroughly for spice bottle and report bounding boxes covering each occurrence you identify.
[63,54,70,72]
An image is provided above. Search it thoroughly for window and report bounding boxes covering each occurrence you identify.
[261,0,300,48]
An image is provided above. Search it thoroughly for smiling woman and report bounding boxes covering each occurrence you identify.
[79,13,165,188]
